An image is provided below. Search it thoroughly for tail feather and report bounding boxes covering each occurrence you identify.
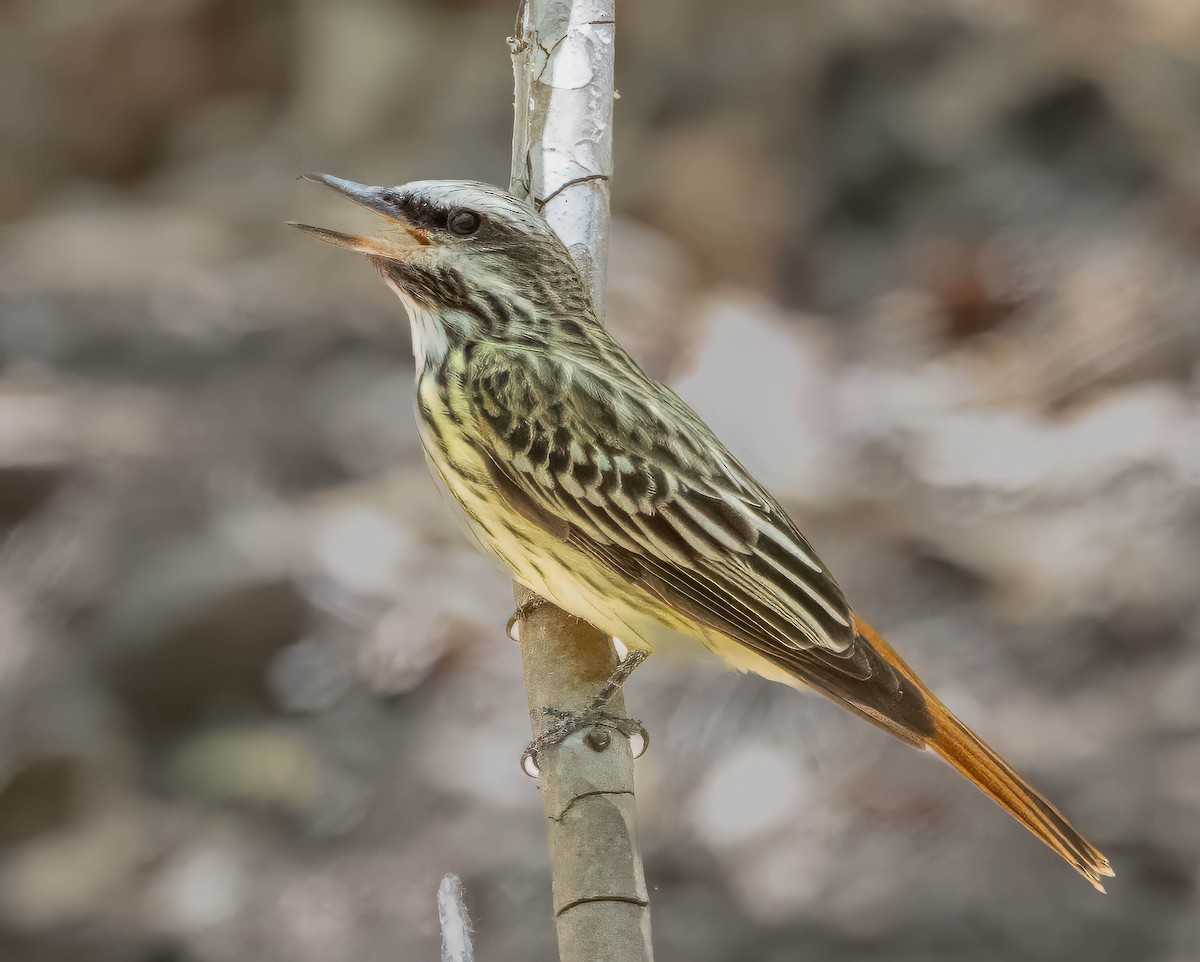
[852,616,1114,892]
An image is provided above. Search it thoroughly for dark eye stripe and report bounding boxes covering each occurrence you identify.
[395,193,448,231]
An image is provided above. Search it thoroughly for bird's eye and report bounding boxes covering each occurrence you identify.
[447,208,482,236]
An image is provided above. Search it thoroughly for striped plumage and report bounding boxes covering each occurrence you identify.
[295,175,1114,891]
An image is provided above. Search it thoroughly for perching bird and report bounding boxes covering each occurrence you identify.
[294,174,1114,891]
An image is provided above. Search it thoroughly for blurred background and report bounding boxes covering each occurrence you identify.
[1,1,1198,960]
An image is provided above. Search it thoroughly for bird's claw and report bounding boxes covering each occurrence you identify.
[520,709,649,777]
[506,595,550,643]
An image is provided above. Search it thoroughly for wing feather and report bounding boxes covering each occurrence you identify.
[468,344,857,659]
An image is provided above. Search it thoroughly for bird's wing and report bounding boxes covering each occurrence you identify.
[465,342,865,668]
[466,345,1117,895]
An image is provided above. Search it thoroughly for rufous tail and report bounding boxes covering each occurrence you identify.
[854,616,1115,892]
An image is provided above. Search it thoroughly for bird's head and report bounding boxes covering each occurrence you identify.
[293,175,594,344]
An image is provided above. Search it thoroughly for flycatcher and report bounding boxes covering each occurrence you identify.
[294,175,1113,891]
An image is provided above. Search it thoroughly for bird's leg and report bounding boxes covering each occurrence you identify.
[588,648,649,713]
[523,650,650,774]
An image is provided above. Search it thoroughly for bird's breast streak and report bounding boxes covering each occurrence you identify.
[413,367,683,648]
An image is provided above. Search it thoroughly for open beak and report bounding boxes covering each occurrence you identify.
[290,173,428,257]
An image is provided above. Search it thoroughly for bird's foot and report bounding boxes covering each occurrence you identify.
[506,595,551,643]
[520,709,649,778]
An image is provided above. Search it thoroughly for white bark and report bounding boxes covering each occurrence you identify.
[437,874,475,962]
[509,3,654,961]
[510,0,614,314]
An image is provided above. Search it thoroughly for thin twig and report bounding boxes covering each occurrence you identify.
[509,2,654,961]
[437,874,475,962]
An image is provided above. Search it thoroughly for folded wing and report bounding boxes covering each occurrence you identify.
[466,344,866,669]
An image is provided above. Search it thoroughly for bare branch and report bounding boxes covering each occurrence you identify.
[511,0,616,314]
[509,3,654,961]
[437,874,475,962]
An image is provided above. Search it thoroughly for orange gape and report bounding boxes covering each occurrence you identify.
[851,616,1114,892]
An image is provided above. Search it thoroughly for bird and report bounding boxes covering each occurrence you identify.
[293,173,1114,892]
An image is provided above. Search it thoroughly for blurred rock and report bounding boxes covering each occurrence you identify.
[149,839,248,937]
[673,292,843,499]
[0,757,84,845]
[606,218,704,379]
[691,741,808,850]
[0,0,293,217]
[0,466,69,533]
[171,723,371,837]
[0,808,158,931]
[266,635,354,715]
[0,1,1196,960]
[97,544,311,730]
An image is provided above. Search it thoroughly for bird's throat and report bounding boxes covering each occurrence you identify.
[385,277,454,374]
